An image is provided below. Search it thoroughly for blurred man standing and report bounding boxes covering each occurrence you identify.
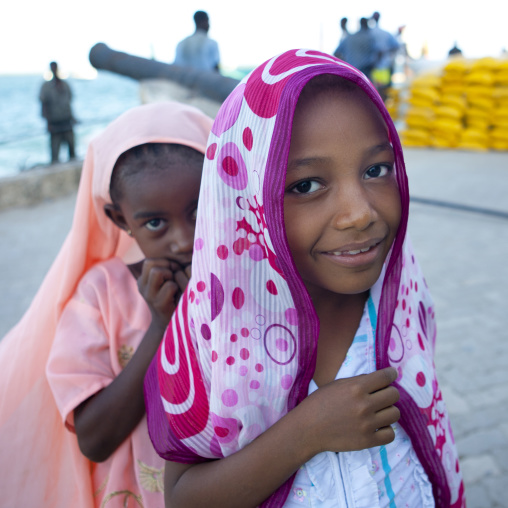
[334,18,379,80]
[370,11,400,96]
[39,62,76,164]
[174,11,220,72]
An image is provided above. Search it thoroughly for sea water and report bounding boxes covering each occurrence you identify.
[0,72,140,178]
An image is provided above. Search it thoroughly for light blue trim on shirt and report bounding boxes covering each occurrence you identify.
[367,294,377,368]
[380,445,396,508]
[352,333,368,343]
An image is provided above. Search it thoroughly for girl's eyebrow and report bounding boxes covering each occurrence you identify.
[287,156,330,173]
[133,210,167,219]
[288,141,393,173]
[369,141,394,156]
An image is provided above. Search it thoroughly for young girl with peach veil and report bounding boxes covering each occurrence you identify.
[0,101,212,507]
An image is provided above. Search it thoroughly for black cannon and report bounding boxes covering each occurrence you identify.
[89,43,240,104]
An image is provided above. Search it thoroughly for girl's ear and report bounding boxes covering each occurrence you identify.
[104,204,129,232]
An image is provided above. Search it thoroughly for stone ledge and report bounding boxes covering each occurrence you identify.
[0,161,82,211]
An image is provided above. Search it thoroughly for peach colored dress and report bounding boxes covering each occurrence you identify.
[48,258,164,507]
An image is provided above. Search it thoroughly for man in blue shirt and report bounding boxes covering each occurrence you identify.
[174,11,221,72]
[334,18,379,80]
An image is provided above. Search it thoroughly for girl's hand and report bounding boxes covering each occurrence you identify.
[298,366,400,454]
[137,259,180,328]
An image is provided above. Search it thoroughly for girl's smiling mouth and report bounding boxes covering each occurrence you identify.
[321,239,384,266]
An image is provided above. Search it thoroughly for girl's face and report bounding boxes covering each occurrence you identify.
[112,163,202,269]
[284,85,401,303]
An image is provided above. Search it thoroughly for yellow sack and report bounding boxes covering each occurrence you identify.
[411,87,440,103]
[460,128,488,144]
[433,105,463,120]
[400,129,431,146]
[440,94,467,111]
[444,58,469,73]
[492,88,508,100]
[490,139,508,150]
[465,85,493,98]
[432,117,463,133]
[471,57,499,71]
[430,135,458,149]
[467,96,494,111]
[465,71,494,86]
[493,71,508,85]
[410,74,441,89]
[440,84,466,96]
[408,95,435,108]
[466,117,490,130]
[490,127,508,141]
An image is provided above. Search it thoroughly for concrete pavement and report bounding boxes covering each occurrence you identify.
[1,148,507,507]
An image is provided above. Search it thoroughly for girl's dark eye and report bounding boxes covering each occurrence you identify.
[291,180,322,194]
[365,164,391,179]
[145,219,165,231]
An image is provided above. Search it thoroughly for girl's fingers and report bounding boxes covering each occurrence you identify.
[369,385,400,411]
[372,425,396,446]
[373,405,401,430]
[184,264,192,279]
[366,367,398,392]
[174,270,190,293]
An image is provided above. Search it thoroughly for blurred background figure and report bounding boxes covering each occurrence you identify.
[334,17,379,80]
[339,17,350,42]
[448,42,463,57]
[39,62,76,164]
[174,10,220,72]
[370,11,400,100]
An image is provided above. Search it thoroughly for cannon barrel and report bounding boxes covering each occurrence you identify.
[89,42,240,103]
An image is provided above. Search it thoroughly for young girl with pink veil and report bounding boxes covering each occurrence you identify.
[144,50,466,507]
[0,101,212,507]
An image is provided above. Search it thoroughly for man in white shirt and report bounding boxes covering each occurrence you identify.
[174,11,220,72]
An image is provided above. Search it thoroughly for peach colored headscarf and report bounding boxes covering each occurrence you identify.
[0,101,212,507]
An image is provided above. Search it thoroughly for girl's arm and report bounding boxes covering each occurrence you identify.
[164,367,400,508]
[74,259,188,463]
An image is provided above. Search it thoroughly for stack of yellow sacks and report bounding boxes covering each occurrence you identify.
[399,57,508,151]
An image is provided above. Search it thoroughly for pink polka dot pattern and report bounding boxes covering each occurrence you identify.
[240,348,250,360]
[281,374,293,390]
[211,83,245,136]
[216,142,248,190]
[285,308,298,326]
[206,143,217,160]
[266,280,278,295]
[217,245,228,260]
[201,324,211,340]
[221,389,238,407]
[194,238,204,250]
[243,127,253,151]
[232,288,245,310]
[196,281,206,292]
[210,274,224,322]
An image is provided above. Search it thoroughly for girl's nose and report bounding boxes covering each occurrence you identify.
[332,185,375,231]
[170,224,194,254]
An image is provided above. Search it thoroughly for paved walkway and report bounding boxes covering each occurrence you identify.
[1,148,507,507]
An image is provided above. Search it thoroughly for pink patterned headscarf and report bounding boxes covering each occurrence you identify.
[145,50,465,508]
